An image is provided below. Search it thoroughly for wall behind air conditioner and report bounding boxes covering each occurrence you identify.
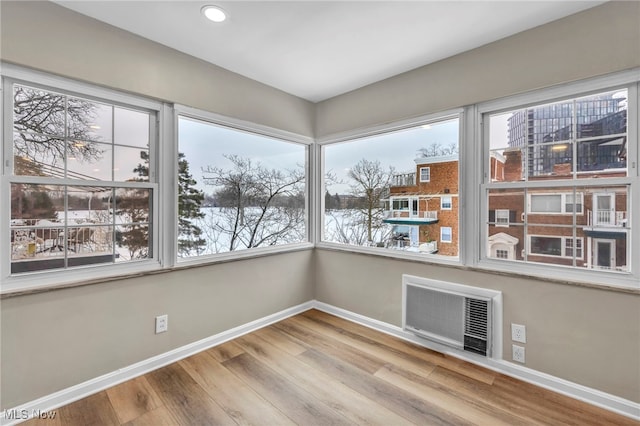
[314,1,640,403]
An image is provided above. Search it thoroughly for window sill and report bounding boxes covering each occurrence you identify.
[315,244,640,294]
[1,243,314,299]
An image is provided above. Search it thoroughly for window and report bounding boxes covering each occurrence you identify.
[420,167,431,182]
[495,209,510,227]
[6,81,157,276]
[440,196,452,210]
[321,116,459,258]
[495,249,509,259]
[529,235,583,259]
[440,226,452,243]
[529,193,583,214]
[484,87,633,274]
[177,115,308,258]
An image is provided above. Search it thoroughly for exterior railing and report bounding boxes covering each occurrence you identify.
[587,210,627,227]
[391,173,416,187]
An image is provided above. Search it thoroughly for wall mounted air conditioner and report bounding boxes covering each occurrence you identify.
[402,274,502,357]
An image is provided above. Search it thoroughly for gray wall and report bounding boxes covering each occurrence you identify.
[1,0,639,410]
[1,251,314,408]
[312,1,640,405]
[0,0,316,409]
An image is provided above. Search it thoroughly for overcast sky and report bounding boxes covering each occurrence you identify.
[179,117,460,195]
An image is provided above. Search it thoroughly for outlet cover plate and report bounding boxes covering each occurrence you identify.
[511,323,526,343]
[155,315,168,334]
[512,344,525,363]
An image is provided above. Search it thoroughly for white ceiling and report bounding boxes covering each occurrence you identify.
[54,1,606,102]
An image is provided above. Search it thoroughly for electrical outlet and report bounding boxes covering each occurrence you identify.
[512,344,525,363]
[155,314,168,334]
[511,323,526,343]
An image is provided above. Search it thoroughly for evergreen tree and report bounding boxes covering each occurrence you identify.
[177,153,206,256]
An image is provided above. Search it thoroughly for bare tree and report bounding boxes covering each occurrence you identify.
[201,155,305,252]
[417,142,458,158]
[13,85,104,170]
[347,158,394,244]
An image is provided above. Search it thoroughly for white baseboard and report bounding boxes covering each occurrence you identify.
[312,301,640,421]
[0,301,314,426]
[3,299,638,424]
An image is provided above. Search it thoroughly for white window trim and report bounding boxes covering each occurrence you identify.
[1,65,165,294]
[172,104,314,268]
[527,192,584,215]
[440,195,452,210]
[495,209,510,227]
[477,69,639,289]
[440,226,453,243]
[419,166,431,182]
[318,110,463,264]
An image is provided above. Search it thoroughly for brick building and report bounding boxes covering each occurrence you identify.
[383,155,459,256]
[384,149,628,271]
[487,149,628,271]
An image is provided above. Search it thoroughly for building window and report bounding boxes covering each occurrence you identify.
[495,209,510,227]
[7,82,157,275]
[529,235,583,259]
[529,193,583,214]
[420,167,431,182]
[440,227,452,243]
[322,116,459,257]
[440,196,452,210]
[177,115,307,258]
[485,87,632,274]
[496,249,509,259]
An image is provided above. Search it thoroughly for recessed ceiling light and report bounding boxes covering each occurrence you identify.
[201,5,227,23]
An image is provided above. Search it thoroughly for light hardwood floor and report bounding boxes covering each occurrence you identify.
[23,309,638,425]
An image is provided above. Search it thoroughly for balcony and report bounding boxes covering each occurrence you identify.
[584,209,627,239]
[391,172,416,187]
[383,210,438,225]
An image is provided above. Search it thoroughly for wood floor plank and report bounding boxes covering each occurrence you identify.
[298,347,474,425]
[235,332,415,426]
[375,363,532,426]
[145,363,236,425]
[492,374,640,426]
[58,391,120,426]
[204,340,245,363]
[273,318,386,374]
[428,366,555,425]
[222,352,355,426]
[121,406,182,426]
[252,325,307,356]
[179,351,296,426]
[105,376,162,424]
[302,309,447,364]
[303,309,496,384]
[290,313,437,379]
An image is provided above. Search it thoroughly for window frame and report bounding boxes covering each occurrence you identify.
[477,70,639,289]
[419,166,431,182]
[495,209,510,227]
[316,109,464,266]
[172,105,314,268]
[440,195,453,210]
[440,226,453,243]
[528,192,584,215]
[1,65,165,294]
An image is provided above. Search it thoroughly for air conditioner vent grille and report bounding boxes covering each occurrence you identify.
[465,298,489,340]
